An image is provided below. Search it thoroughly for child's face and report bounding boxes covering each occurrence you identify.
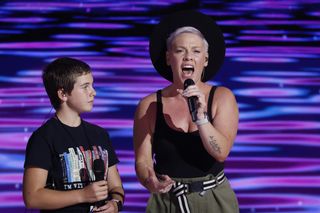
[65,72,96,114]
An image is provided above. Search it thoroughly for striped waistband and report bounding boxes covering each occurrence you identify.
[171,172,226,213]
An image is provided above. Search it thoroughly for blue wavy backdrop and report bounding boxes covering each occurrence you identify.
[0,0,319,212]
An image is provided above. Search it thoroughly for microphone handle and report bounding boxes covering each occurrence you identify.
[191,110,197,122]
[95,199,107,208]
[187,96,198,122]
[94,174,107,208]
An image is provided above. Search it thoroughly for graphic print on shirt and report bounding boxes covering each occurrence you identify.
[59,145,108,190]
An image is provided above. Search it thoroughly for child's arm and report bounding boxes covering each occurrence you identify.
[107,165,124,200]
[23,167,108,209]
[91,165,124,212]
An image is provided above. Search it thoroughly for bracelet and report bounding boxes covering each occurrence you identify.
[109,191,125,200]
[111,199,123,211]
[195,112,209,126]
[195,118,209,126]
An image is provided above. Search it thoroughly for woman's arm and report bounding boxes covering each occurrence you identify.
[197,87,239,162]
[133,96,174,193]
[133,97,155,185]
[181,85,238,162]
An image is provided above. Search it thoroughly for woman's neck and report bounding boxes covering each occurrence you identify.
[163,85,180,97]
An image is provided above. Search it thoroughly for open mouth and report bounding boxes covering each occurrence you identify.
[182,65,194,76]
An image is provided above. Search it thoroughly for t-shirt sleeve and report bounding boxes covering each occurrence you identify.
[104,131,119,167]
[24,130,52,170]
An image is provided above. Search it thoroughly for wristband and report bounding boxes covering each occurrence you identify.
[195,112,209,126]
[111,199,123,211]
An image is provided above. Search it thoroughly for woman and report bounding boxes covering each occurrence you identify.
[134,11,239,213]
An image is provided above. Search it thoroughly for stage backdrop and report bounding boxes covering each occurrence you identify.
[0,1,319,212]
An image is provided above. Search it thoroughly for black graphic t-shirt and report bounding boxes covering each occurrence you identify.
[24,117,119,213]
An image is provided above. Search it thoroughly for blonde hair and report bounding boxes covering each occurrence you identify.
[166,26,209,52]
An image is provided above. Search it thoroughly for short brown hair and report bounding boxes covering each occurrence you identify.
[42,57,91,110]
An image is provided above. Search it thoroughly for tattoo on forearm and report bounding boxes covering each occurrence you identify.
[209,136,221,154]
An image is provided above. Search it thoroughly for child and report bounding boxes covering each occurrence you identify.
[23,57,124,212]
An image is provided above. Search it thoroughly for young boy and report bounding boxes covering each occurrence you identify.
[23,57,124,212]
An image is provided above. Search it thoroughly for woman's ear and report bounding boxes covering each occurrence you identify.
[166,51,170,66]
[204,55,209,67]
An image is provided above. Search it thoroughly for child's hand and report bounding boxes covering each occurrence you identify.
[82,180,108,203]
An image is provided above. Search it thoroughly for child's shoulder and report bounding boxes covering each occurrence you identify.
[35,117,57,132]
[82,119,107,134]
[29,117,58,141]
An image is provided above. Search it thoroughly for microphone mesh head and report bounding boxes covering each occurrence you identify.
[93,159,105,181]
[184,79,195,89]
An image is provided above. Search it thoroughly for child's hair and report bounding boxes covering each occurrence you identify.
[42,57,91,110]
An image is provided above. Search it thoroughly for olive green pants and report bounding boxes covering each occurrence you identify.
[146,174,239,213]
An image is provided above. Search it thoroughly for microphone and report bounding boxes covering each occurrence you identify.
[183,79,197,122]
[79,168,88,182]
[93,158,106,208]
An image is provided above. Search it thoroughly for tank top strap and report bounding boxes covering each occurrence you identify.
[207,86,217,122]
[155,90,164,130]
[156,90,162,112]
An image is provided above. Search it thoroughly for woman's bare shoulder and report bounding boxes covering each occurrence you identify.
[215,86,236,101]
[138,92,157,108]
[135,92,158,120]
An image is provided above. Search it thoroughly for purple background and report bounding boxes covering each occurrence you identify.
[0,0,319,212]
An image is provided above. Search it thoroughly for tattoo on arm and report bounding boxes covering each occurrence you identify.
[208,136,221,154]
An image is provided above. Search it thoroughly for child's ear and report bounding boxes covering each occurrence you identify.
[57,89,67,101]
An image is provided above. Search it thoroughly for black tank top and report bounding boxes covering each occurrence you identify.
[152,86,224,178]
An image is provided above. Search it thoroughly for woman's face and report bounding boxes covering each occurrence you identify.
[166,32,208,84]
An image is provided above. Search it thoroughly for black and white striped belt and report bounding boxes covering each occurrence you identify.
[171,172,226,213]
